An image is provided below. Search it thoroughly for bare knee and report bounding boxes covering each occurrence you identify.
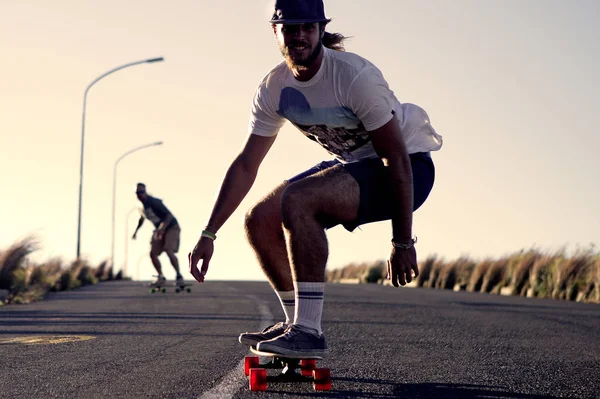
[244,197,283,240]
[281,185,314,229]
[244,204,260,238]
[245,205,270,241]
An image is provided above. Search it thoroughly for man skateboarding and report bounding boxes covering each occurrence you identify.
[132,183,184,288]
[188,0,443,357]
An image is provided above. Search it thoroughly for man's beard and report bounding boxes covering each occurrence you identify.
[279,41,322,71]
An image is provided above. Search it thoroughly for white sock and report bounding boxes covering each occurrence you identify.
[293,281,325,335]
[275,290,295,324]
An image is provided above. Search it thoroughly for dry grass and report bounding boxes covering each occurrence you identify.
[30,258,64,288]
[0,236,114,306]
[481,257,510,294]
[593,257,600,302]
[553,248,596,301]
[327,262,370,282]
[434,256,474,290]
[416,255,437,288]
[510,250,542,296]
[434,261,455,290]
[467,258,493,293]
[528,254,558,298]
[430,256,469,290]
[425,258,444,288]
[329,245,599,303]
[446,257,476,291]
[360,260,386,283]
[0,236,39,291]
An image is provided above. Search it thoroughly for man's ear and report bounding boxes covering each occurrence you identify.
[272,24,278,38]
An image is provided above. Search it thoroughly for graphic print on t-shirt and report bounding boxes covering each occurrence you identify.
[276,87,371,160]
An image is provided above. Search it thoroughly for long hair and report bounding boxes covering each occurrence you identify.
[320,22,349,51]
[322,31,348,51]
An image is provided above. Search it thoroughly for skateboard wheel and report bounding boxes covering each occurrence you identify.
[186,288,191,293]
[249,368,267,391]
[300,359,317,376]
[244,356,260,376]
[313,368,331,391]
[176,288,181,293]
[161,288,166,293]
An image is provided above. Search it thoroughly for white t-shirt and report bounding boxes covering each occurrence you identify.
[248,47,443,163]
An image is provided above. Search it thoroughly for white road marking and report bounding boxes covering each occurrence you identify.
[199,295,274,399]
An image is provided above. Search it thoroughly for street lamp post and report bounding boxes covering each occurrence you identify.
[76,56,164,260]
[111,141,164,272]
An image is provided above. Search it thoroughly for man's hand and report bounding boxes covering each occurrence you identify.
[188,237,215,283]
[387,246,419,287]
[153,229,164,241]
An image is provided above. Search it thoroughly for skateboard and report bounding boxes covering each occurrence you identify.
[174,283,192,294]
[148,283,192,294]
[148,284,167,294]
[244,346,331,391]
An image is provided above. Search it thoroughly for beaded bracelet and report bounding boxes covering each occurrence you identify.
[391,237,417,249]
[201,230,217,240]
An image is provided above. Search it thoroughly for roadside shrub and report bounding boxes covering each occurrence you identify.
[417,255,437,287]
[529,253,562,298]
[0,237,38,291]
[467,259,492,293]
[510,250,541,296]
[58,269,81,291]
[481,257,510,294]
[439,257,475,291]
[325,245,599,304]
[454,257,477,291]
[30,258,64,289]
[435,260,457,290]
[554,248,596,301]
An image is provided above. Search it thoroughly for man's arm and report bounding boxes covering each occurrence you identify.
[369,115,413,242]
[205,133,277,233]
[132,216,145,239]
[369,114,419,287]
[157,213,174,232]
[188,133,277,283]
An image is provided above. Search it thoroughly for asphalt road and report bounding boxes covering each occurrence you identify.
[0,280,598,398]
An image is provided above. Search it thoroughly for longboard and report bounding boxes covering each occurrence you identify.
[244,346,331,391]
[148,283,192,294]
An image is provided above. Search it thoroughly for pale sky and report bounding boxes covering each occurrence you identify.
[2,0,598,282]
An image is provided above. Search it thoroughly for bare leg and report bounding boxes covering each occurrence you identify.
[244,182,293,292]
[165,250,180,275]
[255,166,361,347]
[280,165,360,282]
[150,252,163,275]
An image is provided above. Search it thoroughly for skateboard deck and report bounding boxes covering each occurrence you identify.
[244,346,331,391]
[174,283,192,294]
[148,283,192,294]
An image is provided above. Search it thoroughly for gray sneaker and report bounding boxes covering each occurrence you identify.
[150,275,166,288]
[256,324,328,358]
[238,322,289,346]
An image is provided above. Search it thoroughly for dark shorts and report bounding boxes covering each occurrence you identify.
[286,152,435,232]
[150,224,181,255]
